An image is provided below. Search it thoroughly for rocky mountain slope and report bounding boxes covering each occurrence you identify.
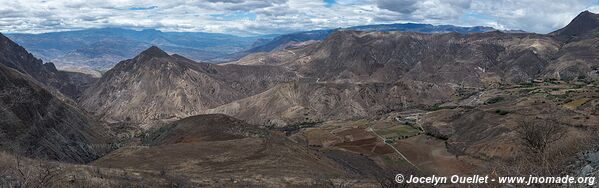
[224,23,501,62]
[0,63,106,163]
[79,46,295,123]
[0,33,97,99]
[551,10,599,40]
[546,11,599,80]
[293,31,562,86]
[205,81,451,126]
[238,12,599,85]
[241,23,500,55]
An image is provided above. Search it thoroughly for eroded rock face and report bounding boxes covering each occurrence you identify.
[0,33,106,163]
[0,63,104,163]
[240,14,599,86]
[79,46,295,123]
[205,81,452,126]
[296,31,563,86]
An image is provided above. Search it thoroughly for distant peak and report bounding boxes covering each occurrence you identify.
[141,28,162,33]
[551,10,599,38]
[575,10,598,19]
[139,46,170,58]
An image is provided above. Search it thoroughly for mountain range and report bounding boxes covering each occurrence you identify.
[79,46,295,123]
[5,28,266,73]
[0,35,107,162]
[0,10,598,187]
[5,23,508,74]
[77,11,598,127]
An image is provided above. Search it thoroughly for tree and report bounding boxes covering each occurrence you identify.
[515,120,566,155]
[0,153,65,188]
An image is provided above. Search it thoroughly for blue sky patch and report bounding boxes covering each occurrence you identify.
[324,0,336,7]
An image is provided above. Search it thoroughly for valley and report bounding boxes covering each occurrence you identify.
[0,7,598,188]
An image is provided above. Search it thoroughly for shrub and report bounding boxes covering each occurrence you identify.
[384,139,395,144]
[495,109,509,115]
[485,96,505,104]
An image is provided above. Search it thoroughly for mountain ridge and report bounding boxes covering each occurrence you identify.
[5,28,267,71]
[551,10,599,40]
[232,23,507,59]
[0,33,97,99]
[79,46,296,123]
[80,11,599,126]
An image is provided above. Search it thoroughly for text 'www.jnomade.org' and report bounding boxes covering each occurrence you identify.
[394,174,596,186]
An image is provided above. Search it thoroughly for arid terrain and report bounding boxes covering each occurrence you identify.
[0,8,598,188]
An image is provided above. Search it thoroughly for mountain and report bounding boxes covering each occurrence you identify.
[0,33,108,163]
[5,28,269,71]
[220,14,599,125]
[245,27,598,85]
[228,40,319,66]
[296,31,561,85]
[5,24,503,71]
[237,30,563,87]
[81,12,599,127]
[547,11,599,80]
[551,10,599,40]
[0,62,107,163]
[79,46,295,123]
[245,29,334,54]
[205,81,451,126]
[82,45,454,126]
[239,23,502,56]
[0,33,97,99]
[348,23,496,33]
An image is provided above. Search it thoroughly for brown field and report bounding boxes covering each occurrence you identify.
[395,135,480,175]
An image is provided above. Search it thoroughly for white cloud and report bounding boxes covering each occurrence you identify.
[373,0,599,33]
[0,0,597,35]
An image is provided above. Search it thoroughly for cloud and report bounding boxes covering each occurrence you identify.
[376,0,419,15]
[128,6,158,11]
[372,0,599,33]
[0,0,597,35]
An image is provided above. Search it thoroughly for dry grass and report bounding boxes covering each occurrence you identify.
[377,126,421,139]
[563,98,591,109]
[0,151,200,188]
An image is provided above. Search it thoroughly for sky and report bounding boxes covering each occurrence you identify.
[1,0,599,36]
